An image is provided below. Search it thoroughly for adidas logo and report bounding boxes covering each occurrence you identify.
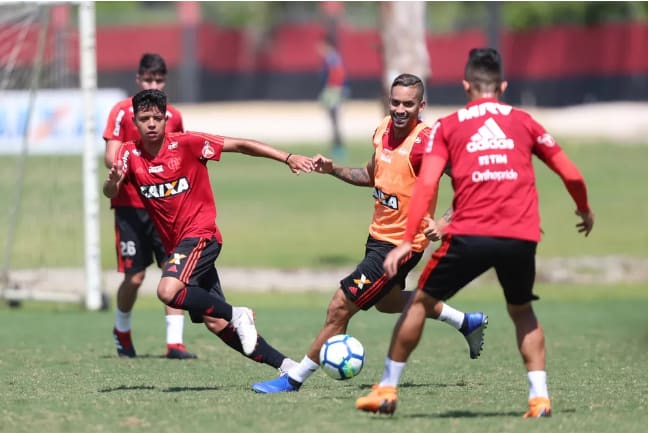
[466,118,514,153]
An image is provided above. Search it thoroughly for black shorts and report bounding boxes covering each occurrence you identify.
[340,235,423,311]
[113,207,167,274]
[161,236,225,323]
[418,235,538,305]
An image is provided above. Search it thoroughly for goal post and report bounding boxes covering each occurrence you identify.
[0,2,108,310]
[79,1,103,311]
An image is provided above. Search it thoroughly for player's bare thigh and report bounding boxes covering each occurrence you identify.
[374,283,409,313]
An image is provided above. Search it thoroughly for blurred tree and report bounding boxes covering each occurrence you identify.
[502,1,647,30]
[379,1,431,112]
[94,2,646,29]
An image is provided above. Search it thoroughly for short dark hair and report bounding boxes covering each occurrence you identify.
[391,73,425,101]
[464,48,503,93]
[132,89,167,115]
[138,53,167,76]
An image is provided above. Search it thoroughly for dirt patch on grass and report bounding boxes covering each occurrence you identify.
[3,256,646,301]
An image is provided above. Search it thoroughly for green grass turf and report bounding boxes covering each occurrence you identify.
[0,141,646,269]
[0,283,646,432]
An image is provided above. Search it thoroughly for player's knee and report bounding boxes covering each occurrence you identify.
[156,285,175,304]
[204,316,228,334]
[125,270,146,287]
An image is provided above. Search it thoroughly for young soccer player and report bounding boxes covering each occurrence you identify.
[103,53,195,359]
[251,73,487,394]
[356,48,594,418]
[103,89,315,374]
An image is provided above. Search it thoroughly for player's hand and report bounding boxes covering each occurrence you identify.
[383,242,412,279]
[313,154,334,174]
[103,160,126,198]
[423,217,448,242]
[575,209,594,237]
[106,159,125,186]
[286,154,315,175]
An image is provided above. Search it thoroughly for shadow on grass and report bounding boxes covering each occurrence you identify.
[101,353,199,360]
[98,385,220,393]
[405,408,575,418]
[357,381,477,390]
[163,386,220,393]
[98,385,156,393]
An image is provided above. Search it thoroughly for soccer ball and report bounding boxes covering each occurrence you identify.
[319,334,365,380]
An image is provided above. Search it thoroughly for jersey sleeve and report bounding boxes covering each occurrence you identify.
[167,105,185,133]
[427,119,449,161]
[410,126,431,176]
[524,113,562,164]
[545,150,591,212]
[403,121,448,243]
[103,101,128,141]
[185,131,225,161]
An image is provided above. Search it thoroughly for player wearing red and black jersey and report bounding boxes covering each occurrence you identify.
[104,88,315,375]
[117,130,225,252]
[251,73,488,395]
[102,53,194,360]
[360,48,595,418]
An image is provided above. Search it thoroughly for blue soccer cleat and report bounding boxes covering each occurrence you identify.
[252,374,300,394]
[462,312,488,359]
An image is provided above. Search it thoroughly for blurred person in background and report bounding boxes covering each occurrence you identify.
[103,53,197,359]
[251,73,487,394]
[356,48,594,417]
[318,36,348,162]
[103,89,315,375]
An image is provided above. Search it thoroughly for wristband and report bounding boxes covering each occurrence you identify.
[284,153,293,164]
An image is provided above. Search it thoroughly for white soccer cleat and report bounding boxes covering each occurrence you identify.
[231,307,258,355]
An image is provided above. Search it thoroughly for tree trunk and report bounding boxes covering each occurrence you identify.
[379,1,431,112]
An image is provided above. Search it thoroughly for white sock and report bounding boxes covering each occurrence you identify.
[288,355,320,384]
[438,303,465,330]
[114,309,131,332]
[166,314,185,345]
[527,370,549,399]
[379,357,406,387]
[280,358,297,373]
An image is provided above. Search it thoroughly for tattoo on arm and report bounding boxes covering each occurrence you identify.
[331,166,372,186]
[442,207,453,222]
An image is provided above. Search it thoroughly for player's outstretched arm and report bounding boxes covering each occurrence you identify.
[312,152,374,187]
[222,137,314,174]
[544,150,594,237]
[102,160,125,198]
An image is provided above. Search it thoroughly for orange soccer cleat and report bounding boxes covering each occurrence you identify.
[523,397,552,418]
[355,384,398,415]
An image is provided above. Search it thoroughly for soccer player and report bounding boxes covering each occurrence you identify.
[103,89,314,374]
[317,37,347,161]
[103,53,195,359]
[251,73,488,394]
[356,48,595,418]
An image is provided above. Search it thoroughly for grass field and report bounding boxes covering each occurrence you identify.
[0,138,646,431]
[0,141,646,270]
[0,283,645,432]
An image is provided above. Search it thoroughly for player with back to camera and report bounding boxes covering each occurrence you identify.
[103,89,313,375]
[251,73,488,394]
[355,48,595,418]
[103,53,197,359]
